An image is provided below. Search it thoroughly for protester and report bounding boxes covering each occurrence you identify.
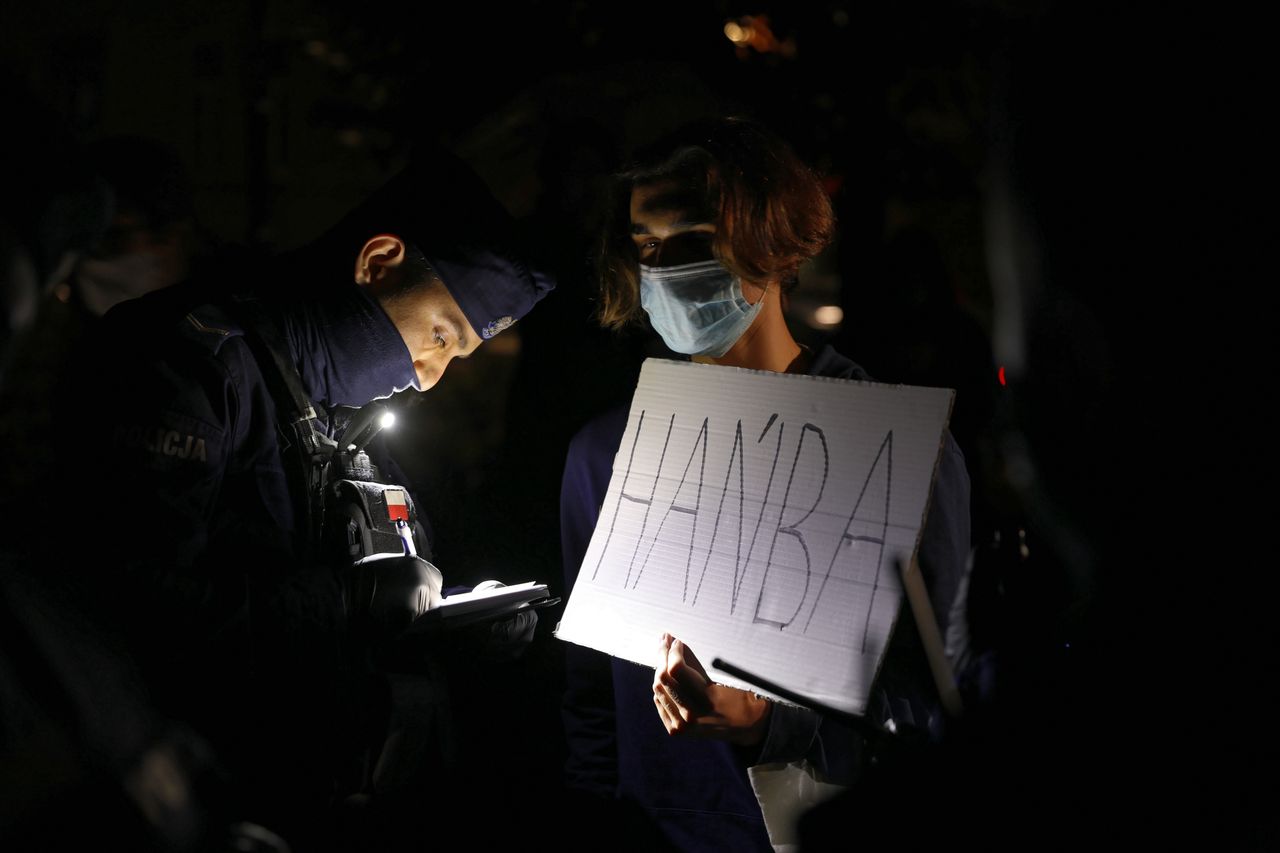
[560,116,973,851]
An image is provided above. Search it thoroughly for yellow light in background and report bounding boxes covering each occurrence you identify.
[724,14,791,56]
[813,305,844,326]
[724,21,750,45]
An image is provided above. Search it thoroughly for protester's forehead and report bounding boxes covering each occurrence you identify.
[631,181,713,224]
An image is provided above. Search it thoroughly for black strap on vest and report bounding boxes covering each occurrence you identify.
[223,292,334,565]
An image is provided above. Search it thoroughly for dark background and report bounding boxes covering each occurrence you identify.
[2,1,1272,848]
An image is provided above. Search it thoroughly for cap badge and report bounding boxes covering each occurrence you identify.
[481,316,516,339]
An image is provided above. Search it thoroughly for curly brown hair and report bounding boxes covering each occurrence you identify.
[596,116,836,330]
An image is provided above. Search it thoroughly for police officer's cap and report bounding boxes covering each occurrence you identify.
[314,146,555,341]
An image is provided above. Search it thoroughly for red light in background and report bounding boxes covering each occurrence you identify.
[998,366,1007,386]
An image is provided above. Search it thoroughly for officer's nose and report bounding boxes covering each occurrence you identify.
[415,355,459,392]
[416,361,444,391]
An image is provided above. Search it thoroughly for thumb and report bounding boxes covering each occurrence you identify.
[669,637,710,684]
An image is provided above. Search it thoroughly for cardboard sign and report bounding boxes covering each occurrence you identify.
[554,358,953,716]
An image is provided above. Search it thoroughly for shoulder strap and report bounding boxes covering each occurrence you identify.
[223,292,333,564]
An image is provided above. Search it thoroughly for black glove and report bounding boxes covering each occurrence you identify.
[479,607,538,662]
[457,580,539,662]
[345,553,443,646]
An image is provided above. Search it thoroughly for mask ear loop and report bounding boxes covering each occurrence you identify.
[742,279,769,309]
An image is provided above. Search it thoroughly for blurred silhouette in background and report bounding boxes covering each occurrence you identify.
[0,71,261,853]
[68,133,207,317]
[0,133,205,521]
[0,71,112,365]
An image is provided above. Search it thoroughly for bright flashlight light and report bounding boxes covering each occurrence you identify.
[379,411,396,431]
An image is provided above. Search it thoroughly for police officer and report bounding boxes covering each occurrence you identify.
[62,149,555,852]
[1,73,271,852]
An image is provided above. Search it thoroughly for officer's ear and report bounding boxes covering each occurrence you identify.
[354,234,407,286]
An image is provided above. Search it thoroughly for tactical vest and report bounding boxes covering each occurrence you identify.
[224,291,427,569]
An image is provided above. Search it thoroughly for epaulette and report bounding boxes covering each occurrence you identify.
[177,302,246,354]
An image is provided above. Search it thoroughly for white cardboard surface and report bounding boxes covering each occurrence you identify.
[554,358,953,715]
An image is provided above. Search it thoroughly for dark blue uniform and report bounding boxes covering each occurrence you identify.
[66,270,425,850]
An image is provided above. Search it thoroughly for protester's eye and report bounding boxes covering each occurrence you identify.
[636,238,660,260]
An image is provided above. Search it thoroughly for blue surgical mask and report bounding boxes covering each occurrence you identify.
[639,260,764,357]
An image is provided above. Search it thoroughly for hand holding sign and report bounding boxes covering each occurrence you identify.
[653,632,772,746]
